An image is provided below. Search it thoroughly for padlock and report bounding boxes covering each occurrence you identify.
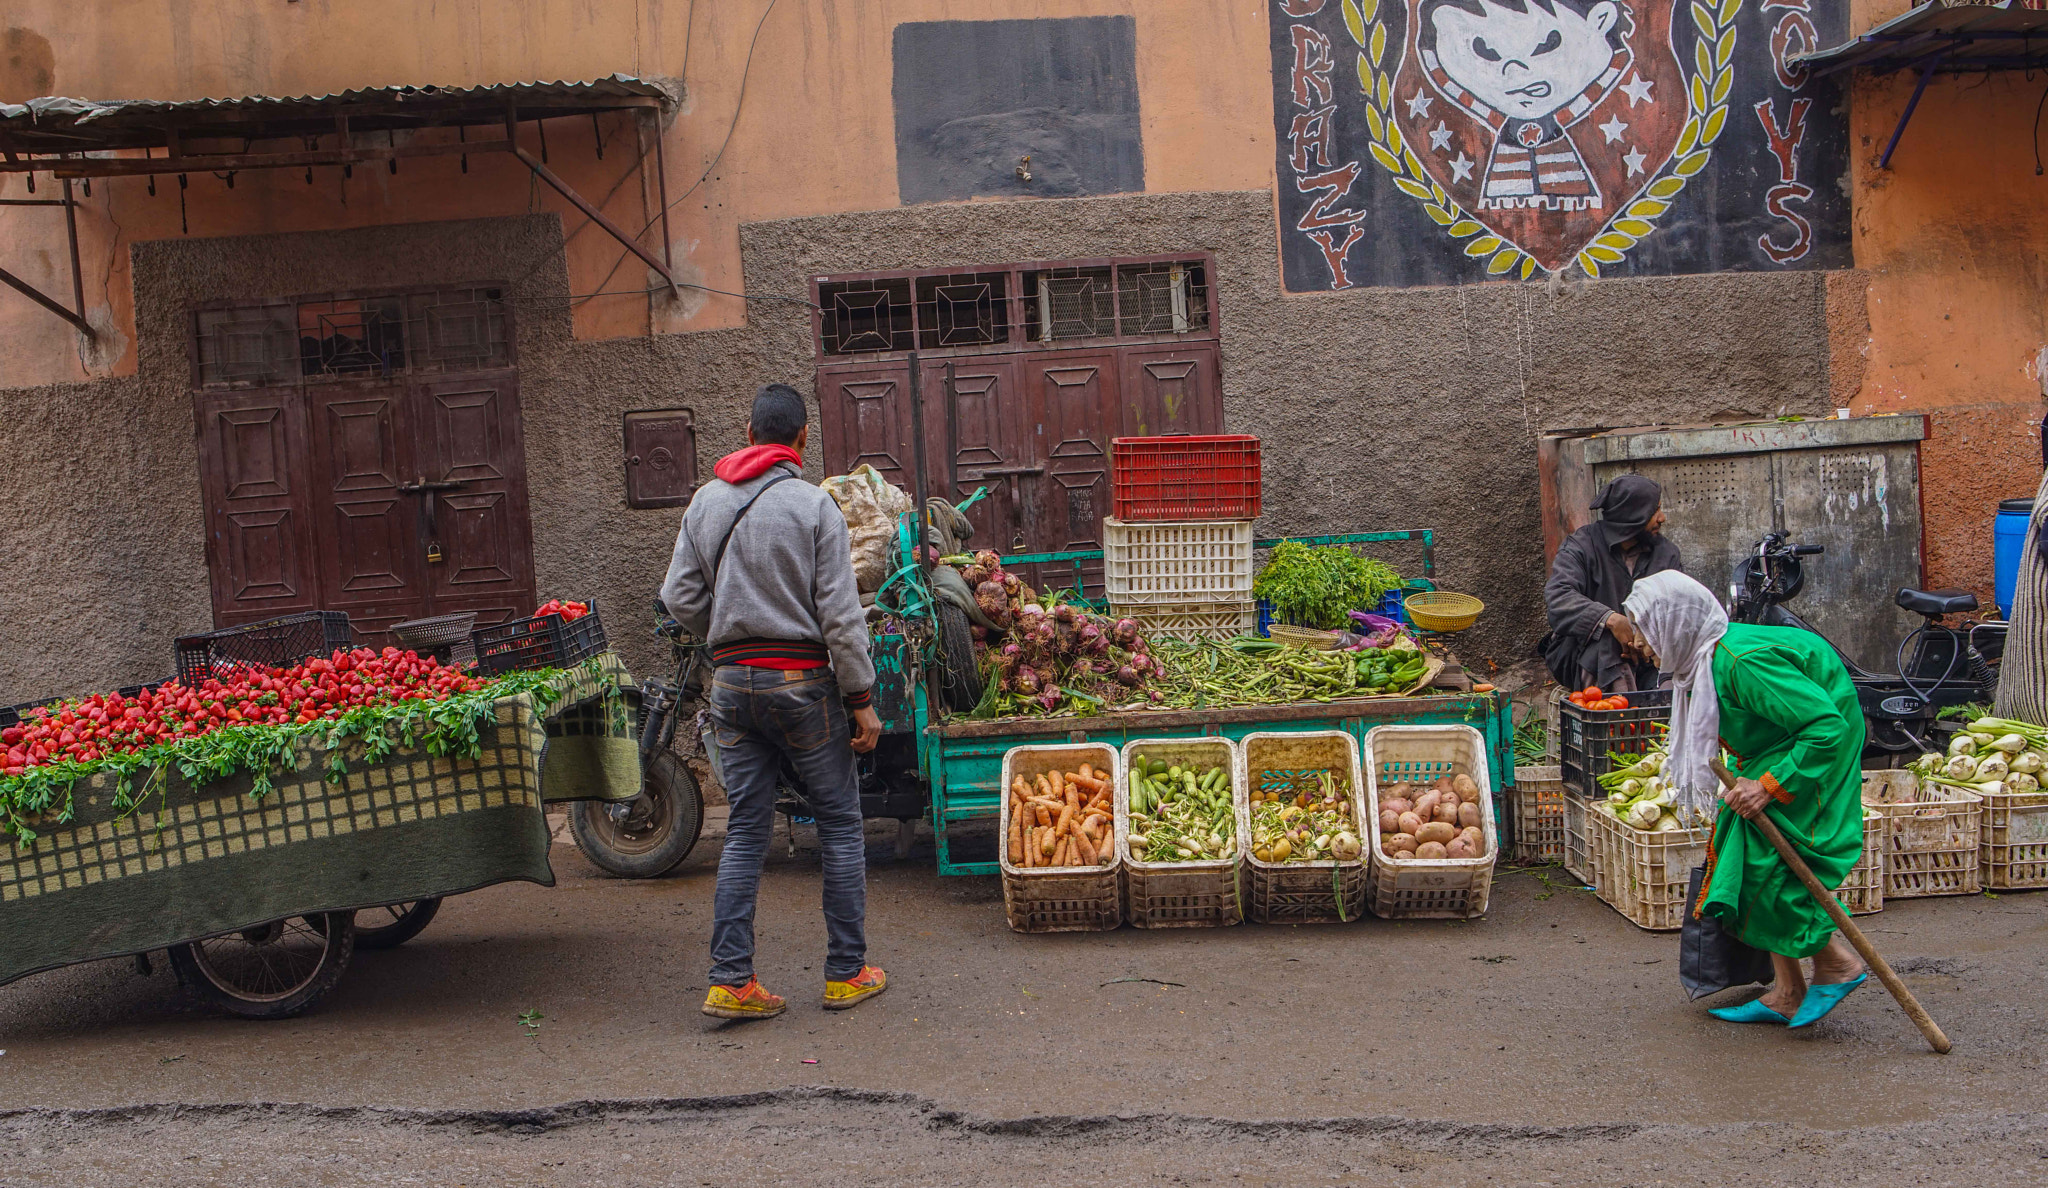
[426,542,444,564]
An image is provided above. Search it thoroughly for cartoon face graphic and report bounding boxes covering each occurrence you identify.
[1425,0,1628,121]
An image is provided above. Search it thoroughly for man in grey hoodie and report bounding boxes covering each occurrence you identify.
[660,383,886,1020]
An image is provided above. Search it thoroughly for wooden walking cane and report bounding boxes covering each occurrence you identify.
[1709,758,1951,1054]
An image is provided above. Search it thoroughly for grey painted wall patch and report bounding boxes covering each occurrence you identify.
[893,17,1144,205]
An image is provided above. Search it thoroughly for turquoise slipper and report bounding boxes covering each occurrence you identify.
[1709,997,1791,1025]
[1789,972,1868,1028]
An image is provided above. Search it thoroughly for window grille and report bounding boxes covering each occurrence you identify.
[819,277,915,355]
[193,288,512,387]
[194,304,299,387]
[1117,261,1209,336]
[914,272,1009,350]
[1022,266,1115,342]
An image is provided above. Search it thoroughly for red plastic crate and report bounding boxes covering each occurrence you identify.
[1111,435,1262,521]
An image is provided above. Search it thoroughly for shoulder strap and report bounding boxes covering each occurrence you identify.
[707,472,798,588]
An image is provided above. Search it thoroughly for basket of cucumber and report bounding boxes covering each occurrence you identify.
[1118,739,1246,928]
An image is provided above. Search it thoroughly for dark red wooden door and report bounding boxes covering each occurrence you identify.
[305,382,426,643]
[195,387,323,624]
[1119,341,1222,437]
[817,342,1223,594]
[412,375,536,632]
[196,372,535,645]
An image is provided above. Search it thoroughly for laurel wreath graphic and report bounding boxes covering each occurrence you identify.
[1343,0,1743,280]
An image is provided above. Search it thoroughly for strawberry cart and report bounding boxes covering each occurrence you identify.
[0,610,641,1018]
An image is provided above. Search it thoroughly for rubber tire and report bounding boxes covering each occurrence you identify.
[352,899,442,951]
[568,749,705,878]
[168,911,355,1020]
[935,600,984,713]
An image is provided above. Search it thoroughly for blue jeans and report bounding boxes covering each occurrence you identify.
[707,665,867,985]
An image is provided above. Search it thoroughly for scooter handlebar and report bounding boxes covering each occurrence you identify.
[1792,544,1824,555]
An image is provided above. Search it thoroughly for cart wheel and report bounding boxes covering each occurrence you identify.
[351,898,442,950]
[167,911,355,1020]
[569,749,704,878]
[934,601,984,713]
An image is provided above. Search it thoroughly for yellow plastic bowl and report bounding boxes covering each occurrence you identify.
[1404,591,1484,632]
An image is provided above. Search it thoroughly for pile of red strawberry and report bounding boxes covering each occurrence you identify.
[1,647,490,776]
[532,598,590,623]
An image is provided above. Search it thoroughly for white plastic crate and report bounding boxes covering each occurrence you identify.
[1112,599,1256,641]
[1101,517,1254,605]
[1363,725,1497,919]
[1241,730,1366,924]
[999,743,1122,933]
[1117,737,1246,927]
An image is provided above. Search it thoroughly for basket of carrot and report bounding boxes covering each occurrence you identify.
[999,743,1122,933]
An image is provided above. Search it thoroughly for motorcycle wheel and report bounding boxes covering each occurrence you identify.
[569,749,704,878]
[168,912,354,1020]
[935,601,984,713]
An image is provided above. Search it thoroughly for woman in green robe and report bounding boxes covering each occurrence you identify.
[1623,571,1868,1027]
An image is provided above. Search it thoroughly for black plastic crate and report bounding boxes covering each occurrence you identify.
[472,601,608,676]
[1558,687,1673,800]
[175,611,354,685]
[0,696,61,730]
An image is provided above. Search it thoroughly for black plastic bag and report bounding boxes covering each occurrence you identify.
[1679,863,1775,999]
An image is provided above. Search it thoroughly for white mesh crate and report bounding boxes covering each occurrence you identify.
[1101,518,1254,605]
[1113,599,1256,641]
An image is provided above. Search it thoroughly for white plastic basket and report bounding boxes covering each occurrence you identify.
[1101,518,1255,605]
[1117,737,1245,927]
[1111,599,1257,642]
[1241,730,1366,924]
[999,743,1122,932]
[1363,725,1497,919]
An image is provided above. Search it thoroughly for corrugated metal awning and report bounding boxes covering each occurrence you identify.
[1793,0,2048,76]
[0,75,678,156]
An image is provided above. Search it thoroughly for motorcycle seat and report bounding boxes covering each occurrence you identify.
[1895,587,1978,616]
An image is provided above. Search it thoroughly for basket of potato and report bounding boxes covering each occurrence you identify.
[1363,724,1498,920]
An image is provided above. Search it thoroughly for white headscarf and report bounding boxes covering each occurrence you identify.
[1623,571,1729,815]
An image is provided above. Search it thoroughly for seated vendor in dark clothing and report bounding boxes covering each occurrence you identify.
[1540,475,1681,693]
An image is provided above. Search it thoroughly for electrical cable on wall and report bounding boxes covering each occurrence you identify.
[570,0,784,309]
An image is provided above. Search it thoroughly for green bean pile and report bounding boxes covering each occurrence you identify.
[1147,640,1434,709]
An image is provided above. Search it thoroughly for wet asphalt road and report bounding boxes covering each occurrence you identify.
[2,815,2045,1185]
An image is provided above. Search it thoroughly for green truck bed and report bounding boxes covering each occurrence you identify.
[925,691,1514,875]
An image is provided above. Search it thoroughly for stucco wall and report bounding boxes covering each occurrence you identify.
[0,190,1840,700]
[723,189,1836,676]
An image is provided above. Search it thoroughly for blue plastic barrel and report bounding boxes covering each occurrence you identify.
[1995,497,2035,619]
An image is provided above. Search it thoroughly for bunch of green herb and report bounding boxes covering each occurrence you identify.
[1251,542,1403,630]
[1513,719,1550,767]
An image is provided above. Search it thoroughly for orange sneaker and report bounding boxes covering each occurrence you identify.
[702,976,786,1020]
[823,965,887,1010]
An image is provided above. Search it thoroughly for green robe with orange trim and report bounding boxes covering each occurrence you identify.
[1699,623,1866,958]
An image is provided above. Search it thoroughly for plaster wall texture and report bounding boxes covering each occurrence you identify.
[1846,57,2048,600]
[2,191,1837,700]
[725,190,1837,675]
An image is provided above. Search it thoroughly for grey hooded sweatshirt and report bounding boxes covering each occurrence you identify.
[659,460,876,703]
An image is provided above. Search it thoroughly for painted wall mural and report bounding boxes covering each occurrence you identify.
[1269,0,1849,289]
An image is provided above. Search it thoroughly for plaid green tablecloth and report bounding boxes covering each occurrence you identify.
[0,657,641,988]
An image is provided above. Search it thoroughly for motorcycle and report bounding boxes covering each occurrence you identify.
[565,601,708,877]
[1728,531,2004,759]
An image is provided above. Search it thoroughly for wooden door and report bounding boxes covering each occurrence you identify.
[197,372,535,646]
[411,375,537,633]
[1021,351,1120,590]
[1119,341,1222,437]
[195,387,322,626]
[816,363,917,496]
[305,382,427,644]
[923,358,1031,559]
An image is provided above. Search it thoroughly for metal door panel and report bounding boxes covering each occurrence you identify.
[926,358,1030,561]
[817,364,915,494]
[306,385,425,635]
[1770,445,1923,673]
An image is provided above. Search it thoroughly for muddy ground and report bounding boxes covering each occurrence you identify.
[2,815,2044,1185]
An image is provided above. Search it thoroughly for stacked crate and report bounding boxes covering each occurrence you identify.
[1104,436,1261,641]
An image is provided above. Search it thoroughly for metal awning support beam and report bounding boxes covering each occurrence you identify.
[1879,50,1946,170]
[6,135,518,178]
[0,177,94,339]
[504,102,678,296]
